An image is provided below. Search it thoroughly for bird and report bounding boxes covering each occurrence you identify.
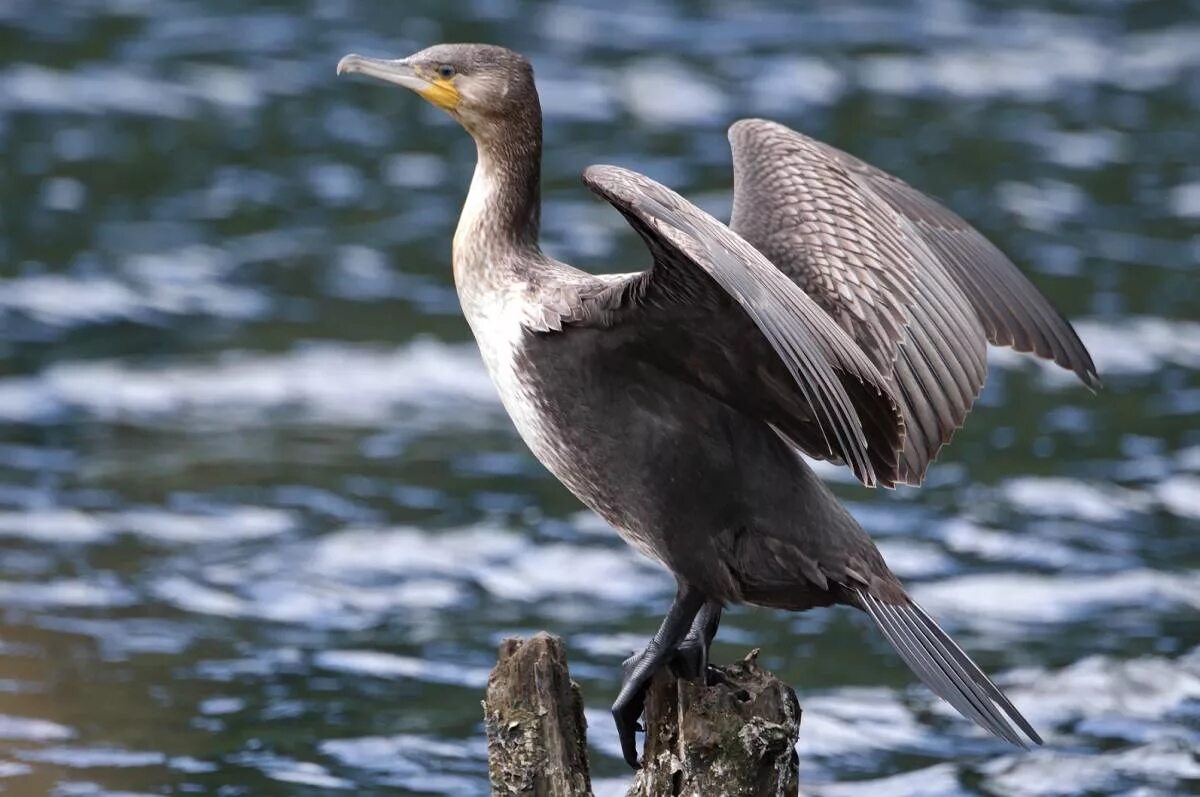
[337,43,1098,768]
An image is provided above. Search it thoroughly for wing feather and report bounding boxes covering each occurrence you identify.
[576,164,903,487]
[729,119,1097,484]
[859,590,1042,747]
[730,119,988,484]
[814,136,1100,389]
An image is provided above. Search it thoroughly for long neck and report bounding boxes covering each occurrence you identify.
[453,108,543,283]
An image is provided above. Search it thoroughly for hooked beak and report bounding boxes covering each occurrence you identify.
[337,54,427,90]
[337,53,460,111]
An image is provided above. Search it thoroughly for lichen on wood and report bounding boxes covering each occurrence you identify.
[627,649,801,797]
[484,633,593,796]
[484,636,801,797]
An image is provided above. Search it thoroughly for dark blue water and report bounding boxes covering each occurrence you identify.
[0,1,1197,795]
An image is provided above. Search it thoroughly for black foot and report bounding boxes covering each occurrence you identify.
[610,586,705,769]
[670,600,723,681]
[614,648,659,767]
[671,639,707,680]
[672,642,732,686]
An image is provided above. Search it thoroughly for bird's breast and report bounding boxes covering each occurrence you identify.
[459,289,633,522]
[460,289,557,461]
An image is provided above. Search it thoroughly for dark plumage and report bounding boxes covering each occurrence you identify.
[339,43,1096,767]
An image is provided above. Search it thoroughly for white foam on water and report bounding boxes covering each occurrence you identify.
[1168,181,1200,219]
[857,25,1200,99]
[1000,477,1150,523]
[321,733,481,767]
[937,518,1122,570]
[0,579,136,610]
[1039,129,1126,170]
[538,75,618,122]
[0,506,295,545]
[16,746,166,768]
[113,507,296,544]
[40,176,87,212]
[263,760,354,791]
[989,317,1200,383]
[0,58,307,118]
[0,64,196,117]
[913,570,1200,631]
[0,715,75,742]
[382,152,448,189]
[148,518,665,632]
[182,64,266,111]
[620,58,728,125]
[0,509,111,544]
[592,779,634,797]
[0,761,31,778]
[318,732,487,791]
[0,275,142,326]
[873,540,957,579]
[197,697,243,717]
[0,339,499,426]
[996,179,1086,231]
[313,650,490,688]
[475,543,663,604]
[812,763,961,797]
[1007,648,1200,730]
[797,688,932,758]
[1155,475,1200,520]
[306,161,364,206]
[981,738,1200,796]
[150,577,247,618]
[310,524,525,579]
[33,617,193,657]
[1178,445,1200,472]
[0,249,266,328]
[748,56,845,113]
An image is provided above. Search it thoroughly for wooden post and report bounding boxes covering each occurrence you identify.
[628,649,801,797]
[484,636,800,797]
[484,633,594,797]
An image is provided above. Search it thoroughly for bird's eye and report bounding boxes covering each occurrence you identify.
[437,64,456,79]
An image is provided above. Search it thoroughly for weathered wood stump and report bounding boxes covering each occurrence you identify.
[629,649,801,797]
[484,634,801,797]
[484,633,593,796]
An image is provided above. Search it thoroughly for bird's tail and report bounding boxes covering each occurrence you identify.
[856,588,1043,748]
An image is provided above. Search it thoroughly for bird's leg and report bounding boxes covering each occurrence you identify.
[671,600,723,681]
[612,583,704,768]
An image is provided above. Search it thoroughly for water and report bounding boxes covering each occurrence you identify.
[0,1,1197,794]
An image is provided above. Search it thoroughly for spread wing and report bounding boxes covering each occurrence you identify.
[569,164,905,488]
[818,140,1100,388]
[728,119,1098,485]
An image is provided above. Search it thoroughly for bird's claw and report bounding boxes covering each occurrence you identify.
[670,640,706,680]
[612,691,645,769]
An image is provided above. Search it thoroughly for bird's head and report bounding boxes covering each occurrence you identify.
[337,43,537,142]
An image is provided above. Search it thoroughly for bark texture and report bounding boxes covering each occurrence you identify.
[484,636,801,797]
[484,633,593,797]
[627,649,801,797]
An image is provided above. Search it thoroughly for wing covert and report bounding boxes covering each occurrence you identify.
[576,164,904,487]
[816,142,1100,390]
[729,119,991,484]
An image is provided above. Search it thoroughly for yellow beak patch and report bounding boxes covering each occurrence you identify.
[420,77,460,111]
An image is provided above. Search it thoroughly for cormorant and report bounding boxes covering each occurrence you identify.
[337,43,1098,767]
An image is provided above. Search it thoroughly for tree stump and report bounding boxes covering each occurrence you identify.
[483,635,801,797]
[484,633,593,796]
[629,649,801,797]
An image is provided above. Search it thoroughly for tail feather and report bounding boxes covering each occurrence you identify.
[858,589,1042,747]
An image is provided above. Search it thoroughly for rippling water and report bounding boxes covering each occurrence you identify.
[1,1,1197,795]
